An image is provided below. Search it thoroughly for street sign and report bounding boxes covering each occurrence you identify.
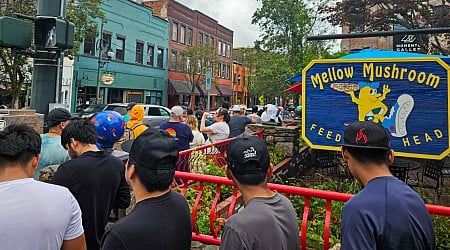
[205,70,212,91]
[0,17,32,49]
[302,57,450,160]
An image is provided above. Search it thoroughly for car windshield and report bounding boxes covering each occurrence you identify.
[83,104,105,113]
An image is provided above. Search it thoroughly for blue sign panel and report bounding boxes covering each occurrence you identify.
[302,58,450,160]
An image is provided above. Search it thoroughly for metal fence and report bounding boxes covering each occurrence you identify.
[174,131,450,249]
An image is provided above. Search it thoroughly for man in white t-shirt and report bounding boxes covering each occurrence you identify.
[0,124,86,250]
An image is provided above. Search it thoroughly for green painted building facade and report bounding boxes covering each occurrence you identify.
[71,0,169,111]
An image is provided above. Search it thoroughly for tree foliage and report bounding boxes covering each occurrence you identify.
[66,0,105,56]
[0,0,104,108]
[177,44,218,107]
[249,0,331,103]
[319,0,450,55]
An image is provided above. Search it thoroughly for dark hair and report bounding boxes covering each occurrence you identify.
[0,124,41,168]
[217,108,230,123]
[61,119,98,148]
[130,159,175,192]
[186,108,193,115]
[221,101,230,110]
[252,105,259,113]
[194,110,203,120]
[343,146,390,165]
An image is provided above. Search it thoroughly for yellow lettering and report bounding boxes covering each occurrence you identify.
[310,124,317,130]
[434,129,443,138]
[326,131,332,139]
[321,72,329,84]
[424,133,433,142]
[400,68,408,79]
[383,66,391,78]
[417,72,426,84]
[413,136,421,145]
[363,63,374,81]
[408,70,416,82]
[311,74,323,89]
[318,128,324,136]
[427,74,440,88]
[335,134,341,142]
[391,64,399,78]
[403,137,410,147]
[344,67,354,78]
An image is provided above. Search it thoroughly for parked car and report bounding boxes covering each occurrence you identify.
[104,103,170,128]
[72,104,107,119]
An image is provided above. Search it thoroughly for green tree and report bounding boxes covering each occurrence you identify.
[0,0,103,108]
[66,0,105,56]
[319,0,450,55]
[177,44,218,108]
[0,0,36,108]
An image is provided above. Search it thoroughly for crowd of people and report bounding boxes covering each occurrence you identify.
[0,102,436,249]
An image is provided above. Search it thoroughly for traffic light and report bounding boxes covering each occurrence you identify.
[0,17,32,49]
[34,17,74,50]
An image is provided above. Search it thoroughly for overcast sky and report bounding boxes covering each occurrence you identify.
[176,0,262,47]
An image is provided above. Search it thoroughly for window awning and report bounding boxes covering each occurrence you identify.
[168,80,200,95]
[216,84,233,96]
[197,84,220,96]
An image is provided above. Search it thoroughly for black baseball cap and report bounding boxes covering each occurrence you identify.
[126,102,137,111]
[124,128,179,170]
[46,108,72,127]
[340,121,390,150]
[227,134,270,182]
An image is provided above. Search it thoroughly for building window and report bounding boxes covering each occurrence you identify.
[83,36,95,56]
[172,21,178,41]
[222,42,226,57]
[101,32,112,59]
[180,25,186,44]
[187,28,193,46]
[218,40,222,55]
[226,44,231,58]
[210,36,214,48]
[171,50,177,70]
[222,64,226,78]
[227,64,231,79]
[198,32,203,45]
[147,44,154,66]
[217,63,221,77]
[186,56,191,71]
[136,41,144,64]
[205,34,209,44]
[157,47,164,68]
[116,35,125,61]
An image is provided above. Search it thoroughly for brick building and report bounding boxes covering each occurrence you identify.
[144,0,234,109]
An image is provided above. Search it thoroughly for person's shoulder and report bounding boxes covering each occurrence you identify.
[31,180,73,197]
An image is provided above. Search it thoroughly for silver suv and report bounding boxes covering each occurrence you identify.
[104,103,170,128]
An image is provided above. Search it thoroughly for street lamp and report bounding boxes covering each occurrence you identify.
[95,23,114,104]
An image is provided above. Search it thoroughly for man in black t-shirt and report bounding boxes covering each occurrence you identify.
[52,119,130,250]
[101,128,192,250]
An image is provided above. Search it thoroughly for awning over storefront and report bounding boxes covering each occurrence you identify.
[284,83,302,93]
[197,84,220,95]
[168,80,200,95]
[216,84,233,96]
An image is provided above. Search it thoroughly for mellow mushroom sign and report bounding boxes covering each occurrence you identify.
[302,57,450,160]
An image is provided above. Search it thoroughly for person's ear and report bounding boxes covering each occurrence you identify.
[225,166,233,180]
[341,147,349,161]
[31,154,41,171]
[388,149,395,165]
[266,164,273,179]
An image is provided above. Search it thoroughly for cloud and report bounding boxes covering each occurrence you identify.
[176,0,261,47]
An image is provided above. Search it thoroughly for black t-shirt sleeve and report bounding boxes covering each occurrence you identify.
[112,162,131,209]
[101,229,126,250]
[50,163,74,188]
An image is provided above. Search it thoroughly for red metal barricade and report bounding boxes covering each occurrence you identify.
[174,131,450,249]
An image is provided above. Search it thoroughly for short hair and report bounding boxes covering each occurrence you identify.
[216,108,230,123]
[222,101,230,110]
[129,159,175,192]
[0,124,41,168]
[343,146,390,165]
[61,119,98,148]
[252,105,259,113]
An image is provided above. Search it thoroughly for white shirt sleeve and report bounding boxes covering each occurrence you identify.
[64,192,84,240]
